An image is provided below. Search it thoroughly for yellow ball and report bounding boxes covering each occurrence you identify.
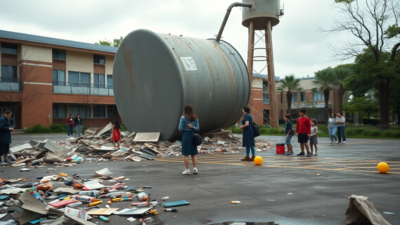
[254,156,263,166]
[377,162,389,173]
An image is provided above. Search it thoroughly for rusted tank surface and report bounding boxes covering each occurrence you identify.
[242,0,281,29]
[113,29,250,140]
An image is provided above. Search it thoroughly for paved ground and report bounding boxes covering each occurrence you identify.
[2,134,399,224]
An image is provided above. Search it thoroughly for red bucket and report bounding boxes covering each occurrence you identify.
[276,144,285,154]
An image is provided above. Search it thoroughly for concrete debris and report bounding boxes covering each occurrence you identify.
[3,127,274,169]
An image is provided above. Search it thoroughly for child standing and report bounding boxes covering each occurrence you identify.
[284,114,294,155]
[111,120,121,150]
[309,119,318,156]
[296,109,311,157]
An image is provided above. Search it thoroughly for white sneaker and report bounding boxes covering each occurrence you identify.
[182,169,190,175]
[343,141,346,143]
[335,141,338,143]
[193,168,198,174]
[329,141,332,143]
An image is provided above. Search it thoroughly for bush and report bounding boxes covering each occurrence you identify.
[25,124,52,133]
[50,124,68,133]
[361,129,374,136]
[385,130,400,138]
[121,125,128,131]
[345,129,356,136]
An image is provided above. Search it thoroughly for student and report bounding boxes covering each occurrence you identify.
[240,106,256,161]
[74,115,83,137]
[67,114,74,137]
[178,104,200,175]
[328,113,338,143]
[111,120,121,149]
[0,109,15,164]
[284,114,294,155]
[336,112,346,143]
[309,119,319,156]
[296,109,312,157]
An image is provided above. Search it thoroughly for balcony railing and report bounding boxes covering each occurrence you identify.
[52,81,114,96]
[0,77,21,92]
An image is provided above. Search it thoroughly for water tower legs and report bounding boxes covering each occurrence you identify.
[247,20,279,128]
[265,20,279,129]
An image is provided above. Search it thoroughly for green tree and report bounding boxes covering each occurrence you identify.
[313,67,336,124]
[333,65,353,113]
[277,75,303,116]
[324,0,400,128]
[343,96,380,124]
[95,36,123,47]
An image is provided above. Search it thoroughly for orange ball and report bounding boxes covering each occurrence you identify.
[377,162,389,173]
[254,156,263,166]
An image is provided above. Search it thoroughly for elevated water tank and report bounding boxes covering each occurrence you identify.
[242,0,281,30]
[113,29,250,141]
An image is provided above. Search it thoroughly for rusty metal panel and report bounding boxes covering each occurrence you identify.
[113,29,249,141]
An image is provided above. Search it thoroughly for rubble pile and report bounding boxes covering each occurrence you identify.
[5,123,275,168]
[0,168,182,224]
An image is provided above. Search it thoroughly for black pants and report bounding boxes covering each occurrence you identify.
[0,144,10,156]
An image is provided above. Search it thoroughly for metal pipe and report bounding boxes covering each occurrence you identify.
[216,2,252,43]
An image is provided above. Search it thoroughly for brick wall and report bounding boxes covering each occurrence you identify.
[53,59,66,70]
[53,118,120,128]
[94,64,105,74]
[1,53,17,66]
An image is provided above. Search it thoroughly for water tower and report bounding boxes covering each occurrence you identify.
[216,0,283,128]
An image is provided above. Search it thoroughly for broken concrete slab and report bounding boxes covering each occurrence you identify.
[133,132,160,142]
[94,122,112,137]
[9,143,32,153]
[44,141,69,155]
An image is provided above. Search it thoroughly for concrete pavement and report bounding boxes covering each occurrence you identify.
[1,134,399,224]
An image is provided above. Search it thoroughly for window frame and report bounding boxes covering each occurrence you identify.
[53,104,67,119]
[94,73,105,88]
[68,71,91,87]
[107,75,113,89]
[300,92,306,102]
[292,93,298,102]
[1,65,17,80]
[93,55,105,64]
[52,70,66,86]
[93,105,106,118]
[1,43,17,55]
[52,49,66,60]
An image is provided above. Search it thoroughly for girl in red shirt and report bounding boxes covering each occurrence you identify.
[111,120,121,149]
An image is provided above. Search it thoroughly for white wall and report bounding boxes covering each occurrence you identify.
[20,45,52,63]
[66,51,94,83]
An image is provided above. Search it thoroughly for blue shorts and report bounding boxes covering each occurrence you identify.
[285,135,293,145]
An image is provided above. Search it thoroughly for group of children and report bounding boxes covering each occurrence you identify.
[284,109,318,157]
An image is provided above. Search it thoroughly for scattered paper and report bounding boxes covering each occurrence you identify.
[88,208,119,215]
[384,212,395,215]
[113,208,151,215]
[314,173,320,176]
[9,143,32,153]
[65,207,88,221]
[95,168,113,176]
[127,217,137,222]
[0,213,6,218]
[287,193,293,195]
[133,132,160,142]
[82,180,104,190]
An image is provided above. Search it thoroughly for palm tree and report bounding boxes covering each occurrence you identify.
[333,67,352,113]
[313,68,337,124]
[277,75,303,117]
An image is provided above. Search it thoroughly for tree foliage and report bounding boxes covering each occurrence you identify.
[343,96,380,119]
[95,36,123,47]
[277,75,303,116]
[313,67,336,124]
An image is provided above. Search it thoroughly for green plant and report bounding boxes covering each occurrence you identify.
[361,130,374,136]
[25,124,52,133]
[385,130,400,138]
[49,124,68,133]
[120,125,128,131]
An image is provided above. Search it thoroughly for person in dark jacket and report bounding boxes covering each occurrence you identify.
[67,114,74,137]
[74,115,83,137]
[240,106,256,162]
[0,109,15,164]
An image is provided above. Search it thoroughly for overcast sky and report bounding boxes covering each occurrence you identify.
[0,0,353,79]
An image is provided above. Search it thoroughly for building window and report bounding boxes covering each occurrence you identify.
[280,91,283,103]
[300,92,306,102]
[52,49,66,60]
[107,75,113,89]
[1,43,17,54]
[53,104,66,118]
[93,105,106,118]
[1,66,17,82]
[94,55,105,64]
[263,93,270,104]
[52,70,66,85]
[313,91,324,101]
[107,105,117,118]
[292,93,298,102]
[69,105,90,118]
[94,74,105,88]
[68,71,90,87]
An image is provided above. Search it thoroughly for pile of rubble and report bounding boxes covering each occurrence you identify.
[4,122,275,168]
[0,167,185,224]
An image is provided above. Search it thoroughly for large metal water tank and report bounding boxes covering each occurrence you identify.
[242,0,281,29]
[113,29,250,141]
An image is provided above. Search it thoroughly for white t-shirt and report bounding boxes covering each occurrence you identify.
[336,117,345,127]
